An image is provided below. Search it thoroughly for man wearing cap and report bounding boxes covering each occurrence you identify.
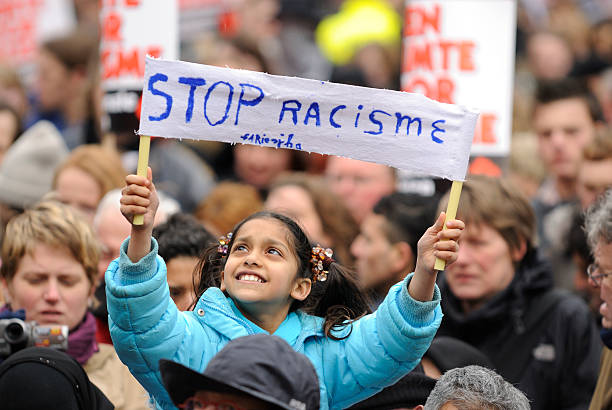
[160,334,320,410]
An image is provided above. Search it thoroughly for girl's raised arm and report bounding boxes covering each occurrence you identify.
[409,212,464,302]
[120,167,160,263]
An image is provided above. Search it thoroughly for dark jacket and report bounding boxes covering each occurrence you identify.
[437,251,601,410]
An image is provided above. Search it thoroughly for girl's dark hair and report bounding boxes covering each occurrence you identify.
[194,211,371,339]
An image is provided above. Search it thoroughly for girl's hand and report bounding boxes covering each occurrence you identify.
[409,212,465,302]
[415,212,465,275]
[120,167,159,230]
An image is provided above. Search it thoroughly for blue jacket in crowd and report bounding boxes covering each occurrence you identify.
[105,238,443,410]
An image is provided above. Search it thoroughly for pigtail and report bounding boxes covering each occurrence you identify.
[300,261,372,340]
[192,245,225,304]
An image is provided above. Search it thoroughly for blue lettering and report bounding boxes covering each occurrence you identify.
[329,105,346,128]
[364,110,392,135]
[178,77,206,123]
[284,134,294,148]
[279,100,301,125]
[204,81,234,126]
[235,83,264,125]
[395,113,422,136]
[296,143,302,150]
[354,104,364,128]
[304,103,321,126]
[431,119,446,144]
[147,73,172,121]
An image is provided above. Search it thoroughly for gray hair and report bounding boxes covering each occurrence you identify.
[424,365,530,410]
[93,188,181,229]
[585,189,612,251]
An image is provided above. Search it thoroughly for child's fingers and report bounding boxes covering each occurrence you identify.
[437,227,463,240]
[434,239,458,252]
[120,194,150,208]
[125,174,150,186]
[430,212,446,233]
[120,204,148,217]
[445,219,465,230]
[122,184,151,198]
[433,250,458,264]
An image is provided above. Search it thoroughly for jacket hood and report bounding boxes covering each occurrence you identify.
[197,287,325,345]
[440,249,554,336]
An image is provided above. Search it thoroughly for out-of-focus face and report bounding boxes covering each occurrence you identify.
[577,159,612,209]
[55,167,102,225]
[592,240,612,328]
[234,145,292,189]
[166,256,199,311]
[351,214,404,291]
[95,206,131,279]
[37,50,71,112]
[445,223,520,312]
[4,244,92,330]
[534,98,596,181]
[527,33,573,79]
[0,110,18,164]
[265,185,330,247]
[325,157,395,223]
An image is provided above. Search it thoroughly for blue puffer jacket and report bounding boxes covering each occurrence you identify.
[105,238,443,410]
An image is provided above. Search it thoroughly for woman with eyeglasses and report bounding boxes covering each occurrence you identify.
[434,176,601,410]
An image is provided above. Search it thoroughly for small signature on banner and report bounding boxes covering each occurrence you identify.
[239,133,303,150]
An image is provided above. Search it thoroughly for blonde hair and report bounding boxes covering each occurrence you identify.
[583,127,612,162]
[0,201,99,285]
[53,144,126,199]
[439,175,536,253]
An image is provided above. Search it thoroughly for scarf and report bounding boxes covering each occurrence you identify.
[67,311,99,365]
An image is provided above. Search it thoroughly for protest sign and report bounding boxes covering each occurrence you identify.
[402,0,516,157]
[100,0,178,139]
[0,0,74,69]
[139,56,479,181]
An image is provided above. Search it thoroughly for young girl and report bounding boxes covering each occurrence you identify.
[107,168,464,410]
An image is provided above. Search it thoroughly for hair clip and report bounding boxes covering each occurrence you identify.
[311,245,334,282]
[217,232,233,256]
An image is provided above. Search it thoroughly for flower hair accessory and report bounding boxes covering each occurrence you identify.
[311,245,334,282]
[217,232,233,256]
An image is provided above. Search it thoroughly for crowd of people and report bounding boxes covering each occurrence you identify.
[1,0,612,409]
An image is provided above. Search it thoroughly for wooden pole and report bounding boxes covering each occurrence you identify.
[434,180,464,271]
[132,135,151,226]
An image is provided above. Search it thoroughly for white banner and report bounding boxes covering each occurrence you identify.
[139,57,479,180]
[402,0,516,157]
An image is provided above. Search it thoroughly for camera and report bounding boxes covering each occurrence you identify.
[0,318,68,359]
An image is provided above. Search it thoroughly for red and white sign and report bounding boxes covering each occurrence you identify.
[100,0,178,91]
[402,0,516,156]
[0,0,75,66]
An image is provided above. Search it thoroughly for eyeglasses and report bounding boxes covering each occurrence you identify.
[179,398,246,410]
[587,264,612,287]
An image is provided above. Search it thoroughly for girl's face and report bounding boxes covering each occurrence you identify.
[3,244,93,330]
[221,218,310,315]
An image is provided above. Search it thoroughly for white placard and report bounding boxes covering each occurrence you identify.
[139,57,479,181]
[402,0,516,157]
[100,0,178,91]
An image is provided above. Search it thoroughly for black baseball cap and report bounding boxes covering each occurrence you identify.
[160,334,320,410]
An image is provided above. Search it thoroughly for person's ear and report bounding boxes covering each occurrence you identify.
[291,277,311,301]
[1,277,12,303]
[511,238,527,262]
[219,271,226,292]
[390,241,415,273]
[413,405,424,410]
